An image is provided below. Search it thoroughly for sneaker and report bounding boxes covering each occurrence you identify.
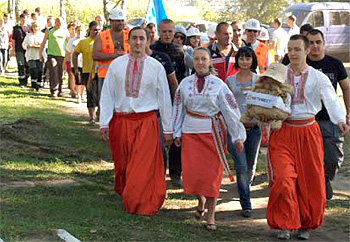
[89,120,96,126]
[241,209,252,218]
[325,178,333,200]
[77,95,82,104]
[277,230,291,240]
[297,229,310,240]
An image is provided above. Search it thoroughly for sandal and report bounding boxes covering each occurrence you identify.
[194,207,205,220]
[205,223,217,230]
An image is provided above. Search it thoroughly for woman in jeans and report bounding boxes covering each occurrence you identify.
[226,46,261,218]
[22,21,45,90]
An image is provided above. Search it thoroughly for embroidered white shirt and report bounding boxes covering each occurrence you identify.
[173,74,246,143]
[99,54,173,133]
[288,66,346,124]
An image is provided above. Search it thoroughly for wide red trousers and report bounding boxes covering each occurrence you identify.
[108,111,166,216]
[267,117,325,230]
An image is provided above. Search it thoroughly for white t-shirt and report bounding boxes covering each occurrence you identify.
[66,37,83,68]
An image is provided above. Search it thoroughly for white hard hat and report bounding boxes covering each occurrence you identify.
[175,26,187,36]
[207,24,216,39]
[258,27,269,41]
[245,18,260,31]
[109,8,125,20]
[187,27,200,37]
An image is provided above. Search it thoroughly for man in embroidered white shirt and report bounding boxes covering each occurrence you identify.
[99,27,173,216]
[266,34,349,240]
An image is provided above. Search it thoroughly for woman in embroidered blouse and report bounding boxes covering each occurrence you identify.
[173,47,246,230]
[225,46,260,218]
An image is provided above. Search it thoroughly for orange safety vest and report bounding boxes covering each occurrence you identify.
[255,42,269,74]
[97,28,130,78]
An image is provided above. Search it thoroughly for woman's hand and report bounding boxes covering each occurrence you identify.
[234,140,244,154]
[174,137,181,147]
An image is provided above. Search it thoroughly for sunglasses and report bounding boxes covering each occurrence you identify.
[174,34,185,40]
[233,29,242,32]
[93,28,101,32]
[247,29,258,33]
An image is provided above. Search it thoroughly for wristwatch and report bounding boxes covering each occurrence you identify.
[347,114,350,118]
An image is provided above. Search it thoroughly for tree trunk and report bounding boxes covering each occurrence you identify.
[60,0,66,23]
[103,0,108,23]
[14,0,20,22]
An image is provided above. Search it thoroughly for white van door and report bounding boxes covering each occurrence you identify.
[327,10,350,54]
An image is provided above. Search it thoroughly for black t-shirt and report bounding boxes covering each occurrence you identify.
[12,25,29,53]
[307,55,348,121]
[151,50,175,76]
[150,40,186,82]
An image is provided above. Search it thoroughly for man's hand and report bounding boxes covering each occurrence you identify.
[114,50,125,58]
[174,137,181,147]
[338,122,349,137]
[100,128,109,141]
[163,133,173,147]
[234,140,244,154]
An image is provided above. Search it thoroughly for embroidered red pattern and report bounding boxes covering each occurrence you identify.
[125,56,145,98]
[225,93,238,109]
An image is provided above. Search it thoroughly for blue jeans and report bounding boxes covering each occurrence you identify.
[227,125,261,210]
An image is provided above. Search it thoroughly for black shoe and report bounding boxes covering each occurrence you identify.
[241,209,252,218]
[326,178,333,200]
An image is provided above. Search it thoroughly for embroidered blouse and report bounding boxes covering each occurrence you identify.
[100,54,173,133]
[287,65,345,124]
[173,74,246,143]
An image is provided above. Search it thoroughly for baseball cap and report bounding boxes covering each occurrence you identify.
[245,18,260,31]
[109,8,125,20]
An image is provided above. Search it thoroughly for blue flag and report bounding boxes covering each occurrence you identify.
[145,0,167,31]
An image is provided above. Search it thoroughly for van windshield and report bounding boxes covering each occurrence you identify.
[284,10,310,26]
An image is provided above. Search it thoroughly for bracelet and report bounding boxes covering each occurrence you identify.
[347,114,350,118]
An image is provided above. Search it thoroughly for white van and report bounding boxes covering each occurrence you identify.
[285,2,350,59]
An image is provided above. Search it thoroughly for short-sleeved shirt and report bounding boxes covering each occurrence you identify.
[307,55,348,121]
[12,25,29,53]
[74,37,95,74]
[226,72,259,115]
[151,50,175,76]
[66,37,83,68]
[47,27,67,57]
[150,40,186,82]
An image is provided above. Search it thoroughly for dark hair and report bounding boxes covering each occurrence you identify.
[306,29,324,42]
[4,13,8,18]
[19,14,25,19]
[216,22,230,33]
[146,22,156,29]
[289,34,309,49]
[23,9,29,15]
[274,18,282,27]
[86,21,97,37]
[234,46,258,72]
[128,26,149,41]
[35,7,41,12]
[300,24,313,34]
[31,13,37,17]
[288,15,296,22]
[67,21,76,29]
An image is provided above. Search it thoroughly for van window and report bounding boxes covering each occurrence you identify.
[330,11,350,26]
[307,11,324,28]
